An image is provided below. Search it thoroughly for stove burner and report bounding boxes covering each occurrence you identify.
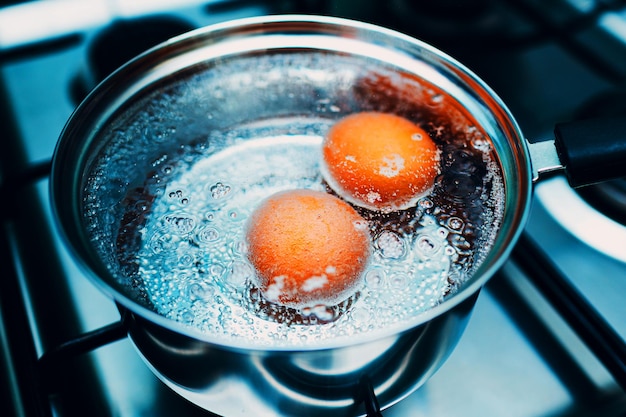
[578,178,626,226]
[383,0,537,61]
[70,15,195,104]
[572,88,626,226]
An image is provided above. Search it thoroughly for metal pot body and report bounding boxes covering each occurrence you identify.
[51,15,531,416]
[128,292,477,416]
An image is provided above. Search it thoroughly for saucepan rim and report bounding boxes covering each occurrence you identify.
[50,14,532,352]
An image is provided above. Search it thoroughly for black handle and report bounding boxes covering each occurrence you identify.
[554,117,626,187]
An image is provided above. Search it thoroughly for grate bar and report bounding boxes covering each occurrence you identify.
[512,232,626,392]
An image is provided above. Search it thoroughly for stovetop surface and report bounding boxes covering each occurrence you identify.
[1,1,626,416]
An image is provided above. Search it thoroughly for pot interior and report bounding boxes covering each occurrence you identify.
[51,15,531,350]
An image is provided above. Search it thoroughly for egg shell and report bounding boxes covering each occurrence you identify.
[322,112,440,211]
[245,189,371,307]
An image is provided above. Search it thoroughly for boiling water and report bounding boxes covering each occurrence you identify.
[128,116,504,347]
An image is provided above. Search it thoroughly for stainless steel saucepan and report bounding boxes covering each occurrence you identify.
[50,15,626,417]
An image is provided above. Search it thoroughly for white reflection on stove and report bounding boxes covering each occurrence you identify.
[536,176,626,263]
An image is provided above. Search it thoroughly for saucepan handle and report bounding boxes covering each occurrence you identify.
[529,117,626,187]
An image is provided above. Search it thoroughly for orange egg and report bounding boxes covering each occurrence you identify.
[322,112,440,211]
[245,189,370,307]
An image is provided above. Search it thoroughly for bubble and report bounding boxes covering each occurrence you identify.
[148,232,178,254]
[375,230,406,259]
[225,261,254,288]
[180,309,195,323]
[228,209,244,221]
[390,273,409,290]
[169,189,184,199]
[446,217,464,232]
[415,234,442,258]
[436,227,449,239]
[163,214,196,234]
[178,253,195,267]
[197,226,220,244]
[315,98,341,113]
[210,263,225,277]
[411,132,424,141]
[350,306,372,323]
[329,105,341,113]
[133,199,150,213]
[418,197,434,209]
[431,94,444,104]
[365,268,385,288]
[210,182,232,199]
[234,240,248,254]
[471,137,491,152]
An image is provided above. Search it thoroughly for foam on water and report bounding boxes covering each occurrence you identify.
[127,117,504,347]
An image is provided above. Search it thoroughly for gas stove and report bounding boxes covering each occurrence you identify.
[0,1,625,416]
